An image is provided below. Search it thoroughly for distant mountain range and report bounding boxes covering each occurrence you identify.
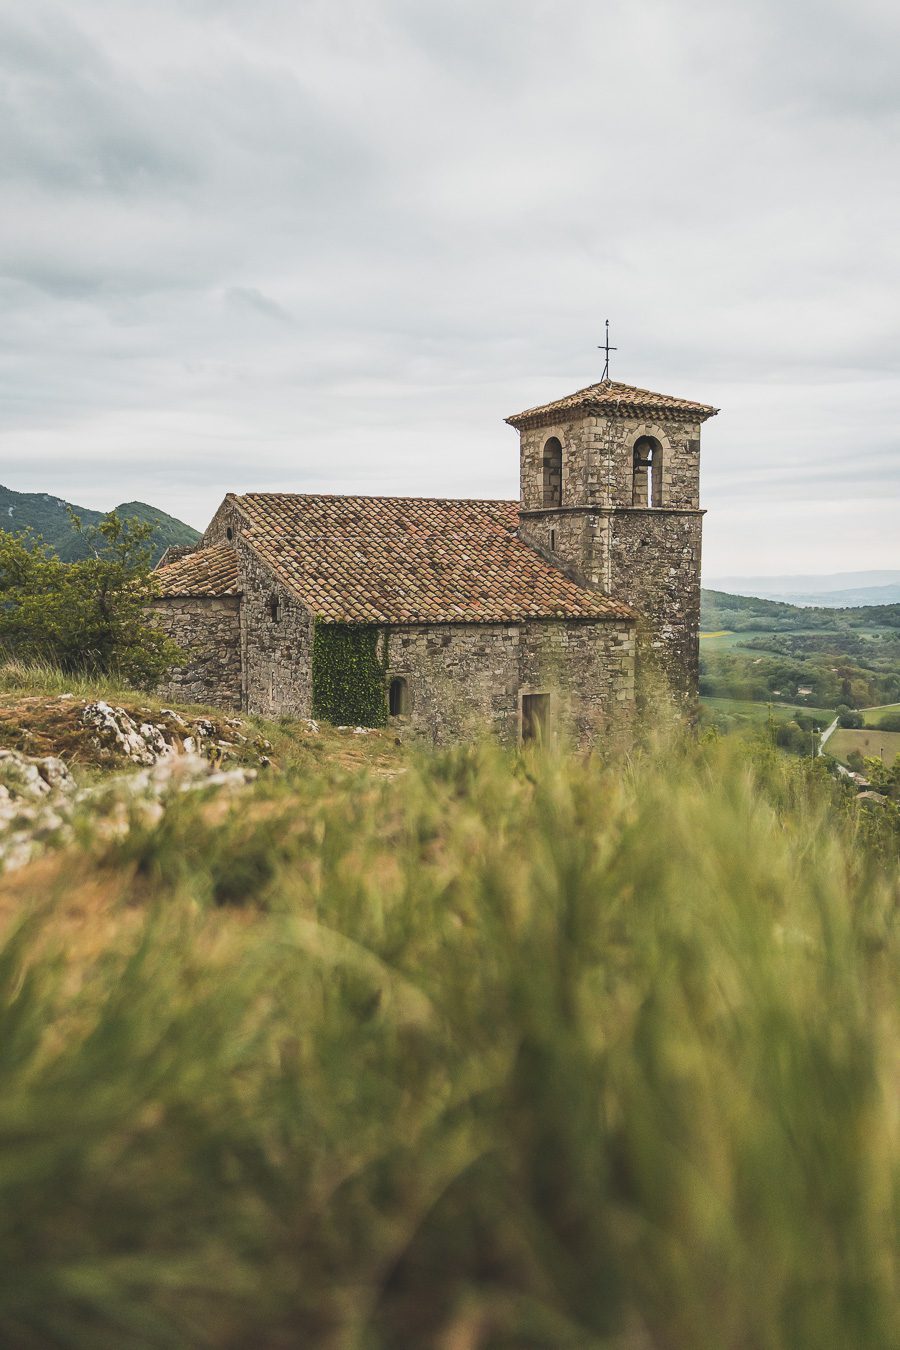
[704,570,900,608]
[0,485,200,566]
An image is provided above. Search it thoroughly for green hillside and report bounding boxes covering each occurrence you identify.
[0,485,200,566]
[700,589,900,726]
[701,587,900,632]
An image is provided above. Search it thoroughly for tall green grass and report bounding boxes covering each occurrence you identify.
[0,655,142,702]
[0,736,897,1348]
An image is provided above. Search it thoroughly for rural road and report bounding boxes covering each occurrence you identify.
[818,718,839,755]
[818,704,897,757]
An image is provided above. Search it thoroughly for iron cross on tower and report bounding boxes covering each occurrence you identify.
[598,319,617,381]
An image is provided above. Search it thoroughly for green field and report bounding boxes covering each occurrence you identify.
[828,727,900,765]
[701,696,834,725]
[699,629,839,654]
[863,702,900,727]
[699,629,745,650]
[700,611,900,715]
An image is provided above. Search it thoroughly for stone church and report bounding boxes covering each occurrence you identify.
[152,378,718,746]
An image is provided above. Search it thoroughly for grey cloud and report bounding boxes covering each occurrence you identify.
[747,0,900,119]
[0,14,199,196]
[225,287,294,323]
[0,0,896,576]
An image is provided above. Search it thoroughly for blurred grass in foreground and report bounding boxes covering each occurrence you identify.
[0,733,897,1349]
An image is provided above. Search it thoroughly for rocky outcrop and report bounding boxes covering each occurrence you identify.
[0,742,259,874]
[78,701,272,767]
[0,748,78,872]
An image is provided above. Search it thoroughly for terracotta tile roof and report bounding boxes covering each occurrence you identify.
[155,545,240,597]
[506,379,719,428]
[229,494,633,625]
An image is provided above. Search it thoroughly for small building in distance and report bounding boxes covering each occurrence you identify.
[153,377,718,746]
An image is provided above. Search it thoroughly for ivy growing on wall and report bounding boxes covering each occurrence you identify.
[311,623,387,728]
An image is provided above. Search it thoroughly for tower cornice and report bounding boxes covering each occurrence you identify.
[505,379,719,430]
[519,505,707,519]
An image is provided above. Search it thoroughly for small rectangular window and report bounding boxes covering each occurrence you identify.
[521,692,551,744]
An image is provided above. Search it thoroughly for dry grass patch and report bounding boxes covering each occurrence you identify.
[829,727,900,765]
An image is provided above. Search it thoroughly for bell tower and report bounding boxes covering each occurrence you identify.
[505,376,718,708]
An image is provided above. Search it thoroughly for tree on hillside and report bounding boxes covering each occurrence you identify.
[864,754,900,800]
[0,511,179,687]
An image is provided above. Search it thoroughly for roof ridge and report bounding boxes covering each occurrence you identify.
[234,492,519,506]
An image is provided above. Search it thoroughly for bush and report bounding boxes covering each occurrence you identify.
[0,738,896,1348]
[836,704,864,728]
[774,719,816,755]
[873,711,900,732]
[0,512,179,688]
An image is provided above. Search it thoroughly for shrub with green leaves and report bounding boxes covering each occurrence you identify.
[0,512,179,688]
[0,736,897,1348]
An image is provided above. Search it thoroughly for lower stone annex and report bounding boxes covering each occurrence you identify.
[152,378,718,747]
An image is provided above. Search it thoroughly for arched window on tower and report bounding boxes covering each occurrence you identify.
[633,436,663,507]
[542,437,562,507]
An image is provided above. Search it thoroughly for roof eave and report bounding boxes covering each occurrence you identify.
[506,402,719,430]
[313,608,635,626]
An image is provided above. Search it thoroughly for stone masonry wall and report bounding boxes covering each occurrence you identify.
[607,508,703,707]
[518,413,702,514]
[201,497,241,549]
[240,546,315,718]
[196,496,316,718]
[517,509,606,588]
[383,619,635,749]
[152,596,243,709]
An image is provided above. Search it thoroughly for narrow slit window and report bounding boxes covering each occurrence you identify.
[269,595,281,624]
[389,676,409,716]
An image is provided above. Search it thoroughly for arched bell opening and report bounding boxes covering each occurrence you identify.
[542,437,563,507]
[632,436,663,507]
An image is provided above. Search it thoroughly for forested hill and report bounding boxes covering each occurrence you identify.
[701,588,900,632]
[0,485,200,565]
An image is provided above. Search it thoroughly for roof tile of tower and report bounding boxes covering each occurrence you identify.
[210,493,633,625]
[506,379,719,428]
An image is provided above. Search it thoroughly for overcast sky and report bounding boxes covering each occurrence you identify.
[0,0,897,577]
